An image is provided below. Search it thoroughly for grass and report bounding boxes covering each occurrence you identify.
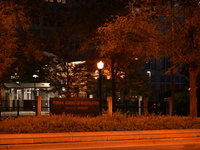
[0,112,200,134]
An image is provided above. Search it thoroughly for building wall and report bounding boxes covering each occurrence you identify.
[141,58,188,101]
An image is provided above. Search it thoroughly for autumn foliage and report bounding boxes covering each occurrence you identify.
[0,1,29,77]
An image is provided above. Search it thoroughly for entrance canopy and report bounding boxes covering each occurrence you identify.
[4,83,50,88]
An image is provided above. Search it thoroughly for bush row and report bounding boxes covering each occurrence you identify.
[0,112,200,134]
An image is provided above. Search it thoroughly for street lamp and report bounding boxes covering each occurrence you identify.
[97,61,104,115]
[147,71,151,80]
[33,74,38,115]
[33,74,39,98]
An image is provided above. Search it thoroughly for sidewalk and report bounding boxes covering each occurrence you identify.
[1,129,200,145]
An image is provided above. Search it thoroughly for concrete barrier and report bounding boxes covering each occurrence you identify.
[0,129,200,145]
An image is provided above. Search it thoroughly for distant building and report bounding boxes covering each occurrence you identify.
[2,83,55,111]
[33,1,189,102]
[141,58,188,101]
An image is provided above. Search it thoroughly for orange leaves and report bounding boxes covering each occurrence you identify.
[0,1,30,77]
[97,14,160,60]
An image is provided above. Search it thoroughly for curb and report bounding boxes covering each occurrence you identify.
[1,129,200,145]
[1,137,200,150]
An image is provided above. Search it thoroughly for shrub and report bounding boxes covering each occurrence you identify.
[0,113,200,134]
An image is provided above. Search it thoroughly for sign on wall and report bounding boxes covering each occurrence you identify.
[50,98,100,116]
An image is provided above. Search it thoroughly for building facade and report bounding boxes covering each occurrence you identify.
[2,83,55,111]
[142,58,188,102]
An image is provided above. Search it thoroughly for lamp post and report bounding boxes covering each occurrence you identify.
[97,61,104,115]
[33,74,38,115]
[147,71,151,81]
[147,70,151,99]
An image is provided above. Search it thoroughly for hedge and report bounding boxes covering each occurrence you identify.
[0,112,200,134]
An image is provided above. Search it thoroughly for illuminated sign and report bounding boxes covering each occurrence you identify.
[50,98,100,116]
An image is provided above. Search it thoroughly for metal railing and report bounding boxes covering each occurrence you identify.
[0,100,50,118]
[0,99,170,118]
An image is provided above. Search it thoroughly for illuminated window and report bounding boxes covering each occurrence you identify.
[24,88,32,100]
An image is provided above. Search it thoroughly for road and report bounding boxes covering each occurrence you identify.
[73,144,200,150]
[74,144,200,150]
[3,139,200,150]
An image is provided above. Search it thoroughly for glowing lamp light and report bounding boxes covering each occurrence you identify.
[33,74,39,78]
[97,61,104,70]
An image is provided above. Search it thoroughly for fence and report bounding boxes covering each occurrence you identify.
[0,99,50,118]
[0,98,171,118]
[112,101,169,115]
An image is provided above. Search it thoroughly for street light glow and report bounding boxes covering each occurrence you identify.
[147,71,151,78]
[33,74,39,78]
[97,61,104,70]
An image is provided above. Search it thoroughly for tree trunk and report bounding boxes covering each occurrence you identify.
[171,66,176,115]
[111,59,116,112]
[189,68,199,118]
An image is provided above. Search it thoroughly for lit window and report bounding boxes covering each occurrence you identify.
[24,88,32,100]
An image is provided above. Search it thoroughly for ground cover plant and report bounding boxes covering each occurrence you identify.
[0,112,200,134]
